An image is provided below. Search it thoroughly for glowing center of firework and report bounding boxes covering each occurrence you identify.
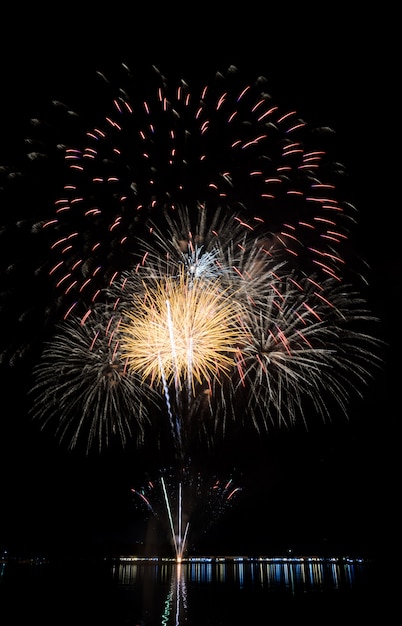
[121,271,242,391]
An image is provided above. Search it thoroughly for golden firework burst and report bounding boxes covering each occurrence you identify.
[120,269,244,392]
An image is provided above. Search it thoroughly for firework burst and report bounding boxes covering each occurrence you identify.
[28,206,382,456]
[28,307,159,453]
[18,63,363,326]
[120,269,242,390]
[230,272,382,432]
[1,64,383,458]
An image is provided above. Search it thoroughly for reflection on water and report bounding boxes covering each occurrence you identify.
[0,555,384,625]
[111,556,374,625]
[114,555,367,591]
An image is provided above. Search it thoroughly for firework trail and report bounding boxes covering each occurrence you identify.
[1,64,383,457]
[131,465,242,559]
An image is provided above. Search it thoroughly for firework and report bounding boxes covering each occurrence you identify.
[131,465,242,560]
[17,64,364,326]
[29,207,382,456]
[230,272,382,431]
[2,64,383,457]
[120,269,242,390]
[28,306,160,453]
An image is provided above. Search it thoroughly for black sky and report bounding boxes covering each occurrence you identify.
[0,11,399,562]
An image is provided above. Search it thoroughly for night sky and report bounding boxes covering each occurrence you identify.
[0,12,399,564]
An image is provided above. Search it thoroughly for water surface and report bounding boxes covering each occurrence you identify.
[0,555,389,625]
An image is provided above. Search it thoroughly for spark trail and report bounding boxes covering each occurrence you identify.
[131,466,242,560]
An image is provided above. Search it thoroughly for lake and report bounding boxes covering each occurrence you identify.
[0,555,392,625]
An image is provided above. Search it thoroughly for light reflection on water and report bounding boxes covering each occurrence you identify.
[113,555,367,592]
[0,555,382,625]
[110,556,374,625]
